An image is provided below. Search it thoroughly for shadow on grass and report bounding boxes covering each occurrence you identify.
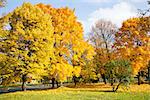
[0,83,117,94]
[71,89,114,92]
[0,88,116,95]
[0,86,60,94]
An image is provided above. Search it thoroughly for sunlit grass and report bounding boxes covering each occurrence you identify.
[0,84,150,100]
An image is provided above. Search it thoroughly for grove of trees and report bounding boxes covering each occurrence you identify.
[0,1,150,92]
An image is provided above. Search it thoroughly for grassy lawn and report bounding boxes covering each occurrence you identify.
[0,84,150,100]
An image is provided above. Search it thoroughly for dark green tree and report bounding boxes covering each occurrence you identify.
[105,59,132,92]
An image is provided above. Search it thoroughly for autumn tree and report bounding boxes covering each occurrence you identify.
[89,19,117,84]
[114,1,150,85]
[148,61,150,84]
[114,17,150,74]
[114,16,150,85]
[0,3,54,91]
[138,1,150,84]
[37,4,95,88]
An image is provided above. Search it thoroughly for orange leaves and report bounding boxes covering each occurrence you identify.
[115,17,150,75]
[36,3,52,14]
[131,61,144,74]
[35,3,95,82]
[122,18,139,30]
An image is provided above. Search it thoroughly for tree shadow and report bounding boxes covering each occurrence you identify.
[0,87,116,94]
[0,83,119,94]
[0,86,57,94]
[65,89,115,93]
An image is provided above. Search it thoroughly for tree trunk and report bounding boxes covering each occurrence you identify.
[56,81,59,88]
[101,74,107,84]
[21,74,27,91]
[113,82,122,92]
[111,80,113,86]
[148,67,150,85]
[52,78,55,88]
[73,76,77,87]
[137,72,141,85]
[110,70,114,86]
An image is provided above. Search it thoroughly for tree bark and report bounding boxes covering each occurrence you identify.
[73,76,77,87]
[56,81,59,88]
[148,67,150,85]
[113,82,122,92]
[21,74,27,91]
[137,72,141,85]
[111,80,113,86]
[101,74,107,84]
[110,71,114,86]
[52,78,55,88]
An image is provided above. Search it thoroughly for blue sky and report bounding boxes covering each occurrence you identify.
[0,0,149,35]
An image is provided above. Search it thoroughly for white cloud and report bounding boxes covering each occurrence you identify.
[89,2,137,26]
[83,2,137,34]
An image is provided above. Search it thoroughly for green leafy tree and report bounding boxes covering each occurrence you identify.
[105,59,132,92]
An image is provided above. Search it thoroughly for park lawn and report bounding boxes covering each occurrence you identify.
[0,84,150,100]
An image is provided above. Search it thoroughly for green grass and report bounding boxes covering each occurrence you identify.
[0,84,150,100]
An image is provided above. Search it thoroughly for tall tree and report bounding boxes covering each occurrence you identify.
[37,4,95,87]
[89,19,117,84]
[138,1,150,84]
[114,17,150,75]
[0,3,54,90]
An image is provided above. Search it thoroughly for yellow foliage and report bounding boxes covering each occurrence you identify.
[37,3,95,82]
[0,3,54,84]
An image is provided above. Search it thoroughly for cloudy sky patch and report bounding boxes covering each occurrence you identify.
[0,0,148,36]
